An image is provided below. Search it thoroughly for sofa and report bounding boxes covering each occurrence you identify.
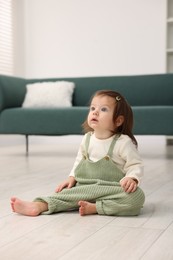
[0,73,173,152]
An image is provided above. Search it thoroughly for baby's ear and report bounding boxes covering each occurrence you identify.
[115,115,124,127]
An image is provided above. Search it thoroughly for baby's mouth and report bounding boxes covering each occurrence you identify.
[91,118,98,122]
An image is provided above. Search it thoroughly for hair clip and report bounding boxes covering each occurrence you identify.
[116,96,121,101]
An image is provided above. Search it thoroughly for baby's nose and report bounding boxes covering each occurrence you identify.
[93,110,99,115]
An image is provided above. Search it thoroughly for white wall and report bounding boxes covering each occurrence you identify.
[16,0,166,78]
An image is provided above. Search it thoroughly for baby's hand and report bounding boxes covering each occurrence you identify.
[120,177,138,193]
[55,176,76,192]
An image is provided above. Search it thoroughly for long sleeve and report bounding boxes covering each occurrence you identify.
[69,135,86,177]
[113,136,144,184]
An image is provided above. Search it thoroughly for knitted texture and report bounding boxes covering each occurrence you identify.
[34,133,145,216]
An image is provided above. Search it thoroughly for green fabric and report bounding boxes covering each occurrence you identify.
[133,106,173,135]
[0,75,26,111]
[71,74,173,106]
[0,106,172,135]
[0,107,88,135]
[0,73,173,136]
[1,74,173,108]
[34,133,145,216]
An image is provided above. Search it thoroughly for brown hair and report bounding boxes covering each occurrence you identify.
[82,90,137,146]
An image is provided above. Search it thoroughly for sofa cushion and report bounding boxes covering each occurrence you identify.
[0,107,88,135]
[22,81,75,108]
[0,106,173,136]
[133,106,173,135]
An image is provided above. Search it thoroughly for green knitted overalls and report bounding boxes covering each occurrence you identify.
[35,133,145,216]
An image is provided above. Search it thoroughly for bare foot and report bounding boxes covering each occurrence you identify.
[10,197,48,216]
[78,201,97,216]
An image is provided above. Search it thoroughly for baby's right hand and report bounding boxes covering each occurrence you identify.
[55,176,76,192]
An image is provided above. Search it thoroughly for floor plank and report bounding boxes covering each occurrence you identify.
[141,222,173,259]
[0,135,173,260]
[59,223,162,260]
[0,213,115,260]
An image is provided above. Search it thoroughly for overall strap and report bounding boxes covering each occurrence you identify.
[107,134,120,157]
[85,132,91,155]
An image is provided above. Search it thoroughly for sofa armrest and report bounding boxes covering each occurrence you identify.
[0,75,26,112]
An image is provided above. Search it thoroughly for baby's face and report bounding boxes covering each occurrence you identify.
[87,95,116,136]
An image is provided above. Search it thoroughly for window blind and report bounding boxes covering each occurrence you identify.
[0,0,13,75]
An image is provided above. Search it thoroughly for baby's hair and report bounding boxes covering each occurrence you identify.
[82,89,137,146]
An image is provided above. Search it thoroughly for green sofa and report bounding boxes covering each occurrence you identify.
[0,73,173,152]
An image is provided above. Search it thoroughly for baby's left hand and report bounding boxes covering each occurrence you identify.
[120,177,138,193]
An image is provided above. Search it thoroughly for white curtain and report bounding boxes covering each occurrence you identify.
[0,0,13,75]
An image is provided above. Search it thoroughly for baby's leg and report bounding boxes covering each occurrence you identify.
[78,201,97,216]
[96,187,145,216]
[11,197,48,216]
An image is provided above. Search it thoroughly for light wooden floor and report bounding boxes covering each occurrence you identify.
[0,135,173,260]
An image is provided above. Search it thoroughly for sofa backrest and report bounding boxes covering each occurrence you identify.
[27,74,173,107]
[72,74,173,107]
[1,74,173,110]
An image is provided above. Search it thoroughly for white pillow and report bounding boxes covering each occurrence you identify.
[22,81,75,108]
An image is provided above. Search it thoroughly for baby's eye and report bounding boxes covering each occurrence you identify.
[90,106,95,111]
[101,107,108,112]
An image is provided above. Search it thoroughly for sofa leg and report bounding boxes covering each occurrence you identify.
[26,135,29,154]
[166,136,173,145]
